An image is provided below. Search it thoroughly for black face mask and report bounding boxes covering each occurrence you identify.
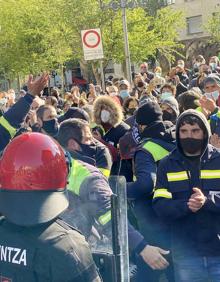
[176,72,183,77]
[80,143,96,159]
[180,138,204,155]
[42,119,59,137]
[137,82,144,88]
[162,111,175,122]
[127,108,136,116]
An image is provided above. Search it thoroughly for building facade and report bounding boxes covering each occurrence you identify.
[171,0,220,62]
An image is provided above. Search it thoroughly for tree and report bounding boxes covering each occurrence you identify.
[0,0,184,84]
[207,9,220,42]
[0,0,72,81]
[59,0,184,82]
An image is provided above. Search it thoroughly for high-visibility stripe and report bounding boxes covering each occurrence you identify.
[143,141,169,162]
[99,168,110,178]
[153,188,172,199]
[98,210,111,225]
[0,116,16,138]
[167,171,188,182]
[68,159,91,195]
[200,170,220,179]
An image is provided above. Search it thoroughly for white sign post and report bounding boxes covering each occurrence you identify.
[81,28,104,61]
[81,28,105,88]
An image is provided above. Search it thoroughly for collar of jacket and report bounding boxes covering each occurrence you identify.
[69,150,96,167]
[141,121,175,143]
[170,144,219,162]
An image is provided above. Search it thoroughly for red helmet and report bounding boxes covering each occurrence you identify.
[0,132,69,226]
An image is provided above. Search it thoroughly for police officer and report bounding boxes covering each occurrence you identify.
[0,132,101,282]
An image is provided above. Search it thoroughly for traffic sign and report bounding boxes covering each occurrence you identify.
[81,28,104,61]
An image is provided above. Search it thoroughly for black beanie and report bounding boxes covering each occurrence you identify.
[136,101,163,126]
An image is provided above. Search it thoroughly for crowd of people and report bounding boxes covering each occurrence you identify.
[0,54,220,281]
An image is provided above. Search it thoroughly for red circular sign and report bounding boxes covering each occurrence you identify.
[83,30,101,49]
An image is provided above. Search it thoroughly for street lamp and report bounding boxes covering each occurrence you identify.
[100,0,145,83]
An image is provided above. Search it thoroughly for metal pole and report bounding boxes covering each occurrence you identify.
[100,60,105,91]
[121,0,132,84]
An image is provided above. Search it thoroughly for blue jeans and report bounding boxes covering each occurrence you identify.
[173,255,220,282]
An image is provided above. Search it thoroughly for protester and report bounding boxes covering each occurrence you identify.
[127,101,175,282]
[2,51,220,282]
[153,110,220,282]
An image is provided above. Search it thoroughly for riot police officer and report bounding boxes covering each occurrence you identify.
[0,132,101,282]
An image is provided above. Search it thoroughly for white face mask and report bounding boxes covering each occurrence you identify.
[161,92,172,100]
[209,63,217,70]
[205,90,219,101]
[109,92,117,97]
[101,110,111,123]
[178,64,184,68]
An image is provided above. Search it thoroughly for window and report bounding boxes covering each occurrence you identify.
[187,15,203,34]
[166,0,175,4]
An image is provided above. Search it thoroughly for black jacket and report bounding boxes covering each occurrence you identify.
[0,94,34,152]
[153,110,220,256]
[0,217,100,281]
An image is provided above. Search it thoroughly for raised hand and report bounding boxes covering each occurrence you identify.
[27,73,49,97]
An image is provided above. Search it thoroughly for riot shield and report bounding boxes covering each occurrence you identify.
[92,176,130,282]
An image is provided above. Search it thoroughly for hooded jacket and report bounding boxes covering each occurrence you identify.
[93,96,130,147]
[153,109,220,256]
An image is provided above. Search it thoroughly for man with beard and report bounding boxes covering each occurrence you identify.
[153,110,220,282]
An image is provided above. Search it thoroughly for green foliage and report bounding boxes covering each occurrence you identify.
[0,0,184,79]
[207,9,220,42]
[0,0,72,78]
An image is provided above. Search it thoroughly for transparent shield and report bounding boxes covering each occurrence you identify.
[60,175,129,282]
[91,176,129,282]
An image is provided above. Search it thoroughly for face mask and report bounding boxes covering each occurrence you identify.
[127,108,136,116]
[205,90,219,101]
[178,64,184,68]
[80,143,96,158]
[162,111,175,122]
[101,110,111,123]
[180,138,204,155]
[109,92,117,97]
[209,63,217,70]
[137,82,144,88]
[176,72,183,77]
[155,72,161,77]
[161,92,172,100]
[120,90,130,100]
[42,119,59,137]
[194,62,200,69]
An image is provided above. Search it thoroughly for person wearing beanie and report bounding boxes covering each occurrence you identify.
[127,100,176,281]
[153,110,220,282]
[58,107,90,123]
[160,97,179,124]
